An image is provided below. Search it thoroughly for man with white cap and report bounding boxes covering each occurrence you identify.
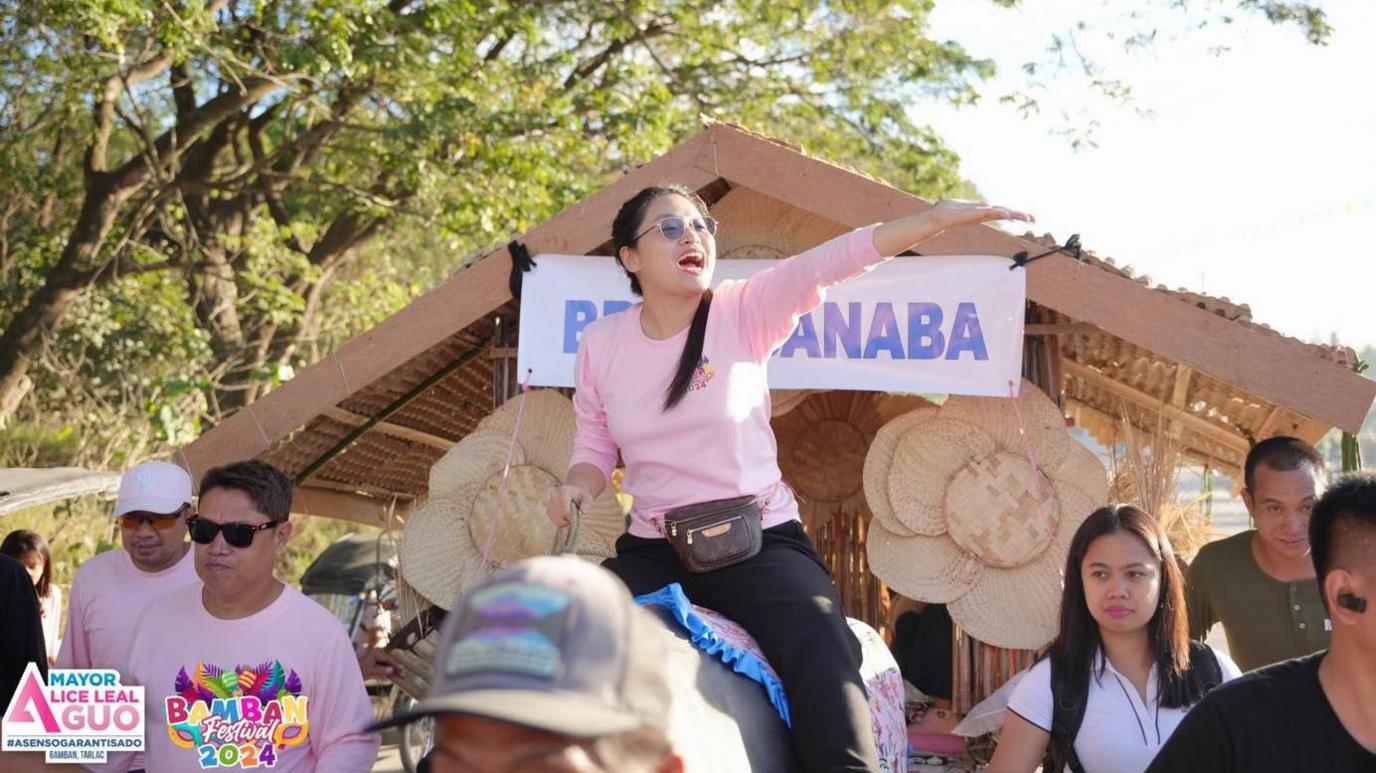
[372,555,684,773]
[58,460,199,673]
[57,460,199,771]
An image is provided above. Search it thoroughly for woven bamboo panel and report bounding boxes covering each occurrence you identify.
[316,433,442,497]
[952,627,1039,715]
[264,415,357,480]
[338,325,498,439]
[1041,297,1342,481]
[376,354,493,441]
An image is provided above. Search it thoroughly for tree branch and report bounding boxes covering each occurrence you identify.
[562,19,672,90]
[91,51,174,172]
[105,75,284,196]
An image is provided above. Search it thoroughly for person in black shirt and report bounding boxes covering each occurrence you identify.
[1147,473,1376,771]
[1,553,47,711]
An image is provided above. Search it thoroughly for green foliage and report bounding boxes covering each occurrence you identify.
[2,0,994,467]
[1317,346,1376,472]
[2,497,120,638]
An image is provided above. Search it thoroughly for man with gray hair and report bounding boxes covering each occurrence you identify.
[371,555,684,773]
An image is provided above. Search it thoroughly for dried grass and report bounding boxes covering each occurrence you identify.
[1107,401,1217,561]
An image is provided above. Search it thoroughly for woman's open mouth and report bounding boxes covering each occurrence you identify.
[677,251,705,274]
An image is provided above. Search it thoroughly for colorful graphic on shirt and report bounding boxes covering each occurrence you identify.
[445,582,571,680]
[164,661,308,768]
[687,356,715,392]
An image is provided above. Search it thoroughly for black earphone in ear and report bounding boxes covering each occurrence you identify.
[1337,592,1368,614]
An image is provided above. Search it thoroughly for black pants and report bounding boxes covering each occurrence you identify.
[602,521,880,773]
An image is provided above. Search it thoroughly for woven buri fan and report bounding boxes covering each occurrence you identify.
[771,390,933,531]
[400,390,625,610]
[865,380,1111,649]
[770,389,823,418]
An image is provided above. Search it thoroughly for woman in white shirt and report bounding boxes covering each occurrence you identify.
[988,505,1241,773]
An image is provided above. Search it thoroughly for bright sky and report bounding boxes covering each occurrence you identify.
[918,0,1376,351]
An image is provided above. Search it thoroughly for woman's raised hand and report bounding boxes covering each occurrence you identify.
[926,200,1035,231]
[872,200,1035,256]
[546,484,591,527]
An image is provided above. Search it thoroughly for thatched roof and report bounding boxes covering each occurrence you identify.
[177,122,1375,525]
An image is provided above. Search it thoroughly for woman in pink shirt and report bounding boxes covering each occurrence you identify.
[547,184,1030,771]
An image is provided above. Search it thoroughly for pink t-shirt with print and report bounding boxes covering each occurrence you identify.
[570,225,886,538]
[110,583,378,772]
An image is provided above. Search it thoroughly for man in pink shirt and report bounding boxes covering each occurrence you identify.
[112,460,378,772]
[59,460,199,772]
[59,459,200,671]
[59,460,200,672]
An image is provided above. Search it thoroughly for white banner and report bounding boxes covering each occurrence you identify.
[516,255,1026,397]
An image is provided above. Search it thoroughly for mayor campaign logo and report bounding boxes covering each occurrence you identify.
[2,664,145,764]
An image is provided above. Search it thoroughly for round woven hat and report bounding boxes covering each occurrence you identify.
[429,431,525,500]
[773,391,931,530]
[399,494,470,609]
[865,380,1110,649]
[476,389,578,475]
[400,390,625,609]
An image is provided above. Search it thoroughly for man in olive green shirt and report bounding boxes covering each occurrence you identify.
[1187,436,1330,671]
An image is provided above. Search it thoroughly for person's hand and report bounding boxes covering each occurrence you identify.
[926,200,1034,232]
[545,484,591,527]
[359,647,405,681]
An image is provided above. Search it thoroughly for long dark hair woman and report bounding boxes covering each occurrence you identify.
[1,529,61,665]
[988,505,1240,773]
[545,183,1032,771]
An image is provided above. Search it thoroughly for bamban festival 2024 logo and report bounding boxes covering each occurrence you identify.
[166,660,309,769]
[2,664,145,764]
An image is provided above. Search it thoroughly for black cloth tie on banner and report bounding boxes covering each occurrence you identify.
[1009,233,1082,271]
[508,240,536,300]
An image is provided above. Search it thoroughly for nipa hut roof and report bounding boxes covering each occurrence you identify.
[176,121,1375,525]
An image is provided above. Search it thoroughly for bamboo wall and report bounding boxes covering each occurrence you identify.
[806,505,888,635]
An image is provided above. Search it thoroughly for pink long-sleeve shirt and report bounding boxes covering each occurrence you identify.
[110,583,379,772]
[57,548,199,772]
[57,546,199,671]
[570,225,886,538]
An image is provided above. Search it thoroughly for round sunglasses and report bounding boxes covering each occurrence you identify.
[633,214,718,243]
[186,514,283,548]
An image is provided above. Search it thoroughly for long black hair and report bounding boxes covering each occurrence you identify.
[1050,504,1209,708]
[610,184,713,412]
[1,529,53,598]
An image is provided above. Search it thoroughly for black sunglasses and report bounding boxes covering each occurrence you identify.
[186,515,283,548]
[633,214,718,243]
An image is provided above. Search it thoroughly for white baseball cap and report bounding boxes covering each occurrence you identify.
[113,461,194,517]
